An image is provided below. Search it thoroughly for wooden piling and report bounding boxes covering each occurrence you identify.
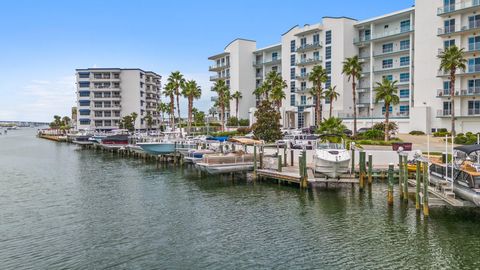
[278,155,282,172]
[359,151,366,190]
[398,154,404,199]
[403,155,409,203]
[422,161,429,217]
[387,163,394,206]
[351,147,355,175]
[253,145,257,180]
[368,154,373,185]
[415,160,421,210]
[290,149,294,167]
[283,146,287,167]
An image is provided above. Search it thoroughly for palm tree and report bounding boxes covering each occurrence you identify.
[212,80,230,131]
[374,78,400,142]
[231,91,243,119]
[163,82,176,130]
[308,65,328,126]
[156,102,169,131]
[182,80,202,135]
[342,56,362,136]
[324,86,340,118]
[143,112,153,131]
[438,45,467,136]
[130,112,138,131]
[167,71,185,134]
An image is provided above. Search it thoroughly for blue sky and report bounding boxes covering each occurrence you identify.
[0,0,414,122]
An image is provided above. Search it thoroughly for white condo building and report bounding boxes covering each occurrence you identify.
[76,68,162,131]
[208,0,480,133]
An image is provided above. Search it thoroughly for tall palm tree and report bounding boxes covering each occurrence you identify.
[163,82,176,130]
[143,112,153,131]
[130,112,138,131]
[167,71,185,134]
[374,78,400,142]
[212,80,230,131]
[182,80,202,135]
[342,56,362,136]
[325,85,340,118]
[156,102,170,131]
[438,45,467,136]
[231,91,243,119]
[308,65,328,126]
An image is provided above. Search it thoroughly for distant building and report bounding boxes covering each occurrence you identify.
[75,68,161,131]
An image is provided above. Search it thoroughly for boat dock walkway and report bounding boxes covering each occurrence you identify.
[407,179,465,207]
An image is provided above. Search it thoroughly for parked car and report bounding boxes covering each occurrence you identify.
[357,127,371,134]
[343,129,353,137]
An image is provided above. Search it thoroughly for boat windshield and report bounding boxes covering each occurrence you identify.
[317,143,344,150]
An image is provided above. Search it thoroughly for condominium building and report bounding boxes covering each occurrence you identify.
[412,0,480,133]
[208,0,480,133]
[75,68,162,131]
[353,8,414,131]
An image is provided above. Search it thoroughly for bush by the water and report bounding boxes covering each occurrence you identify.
[372,122,398,134]
[454,132,480,145]
[358,129,385,140]
[433,131,451,137]
[236,127,252,135]
[409,130,425,135]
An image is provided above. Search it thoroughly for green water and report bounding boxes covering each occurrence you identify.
[1,128,480,269]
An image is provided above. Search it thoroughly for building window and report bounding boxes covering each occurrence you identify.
[300,68,307,76]
[313,34,320,44]
[95,120,103,127]
[325,47,331,60]
[301,95,307,105]
[325,30,332,45]
[314,51,320,60]
[443,0,455,12]
[382,59,393,69]
[400,56,410,66]
[469,36,480,51]
[78,72,90,78]
[469,15,480,29]
[290,54,296,66]
[79,109,90,116]
[468,58,480,72]
[444,19,455,34]
[382,43,393,53]
[400,40,410,50]
[325,62,331,74]
[290,94,296,106]
[300,37,307,46]
[95,111,103,117]
[290,68,295,80]
[290,40,296,52]
[79,119,90,125]
[400,73,410,82]
[382,106,393,114]
[444,39,455,50]
[301,81,307,91]
[272,66,278,72]
[399,105,409,112]
[79,91,90,97]
[272,52,278,60]
[140,73,144,79]
[290,81,296,93]
[140,82,144,88]
[79,82,90,88]
[468,100,480,115]
[399,89,410,98]
[104,120,112,126]
[400,20,411,32]
[79,100,90,106]
[325,77,331,88]
[104,111,112,117]
[383,75,393,81]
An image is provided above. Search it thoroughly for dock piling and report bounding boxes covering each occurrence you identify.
[415,160,421,210]
[422,161,429,217]
[277,155,282,172]
[368,154,373,185]
[398,154,404,199]
[253,145,257,180]
[387,163,394,206]
[359,151,366,191]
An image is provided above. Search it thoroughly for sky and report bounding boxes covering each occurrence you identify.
[0,0,414,122]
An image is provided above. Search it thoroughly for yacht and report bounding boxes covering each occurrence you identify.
[313,136,351,178]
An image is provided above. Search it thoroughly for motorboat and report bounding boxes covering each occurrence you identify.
[72,135,93,145]
[183,149,215,164]
[195,151,255,174]
[429,144,480,206]
[100,134,129,149]
[136,132,179,155]
[313,135,351,178]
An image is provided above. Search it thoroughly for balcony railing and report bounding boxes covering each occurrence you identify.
[210,74,230,81]
[296,42,323,52]
[295,57,322,66]
[437,0,480,15]
[294,87,309,93]
[374,48,410,57]
[295,101,314,107]
[253,58,281,66]
[437,109,452,117]
[438,21,480,35]
[295,73,310,80]
[468,109,480,115]
[439,64,480,76]
[209,63,230,71]
[354,27,413,44]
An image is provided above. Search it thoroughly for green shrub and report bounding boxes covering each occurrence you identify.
[227,117,239,126]
[433,131,451,137]
[372,122,398,134]
[359,129,385,140]
[437,128,448,133]
[409,130,425,135]
[238,119,250,126]
[236,127,252,135]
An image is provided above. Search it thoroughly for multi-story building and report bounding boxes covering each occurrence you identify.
[208,39,257,120]
[75,68,161,131]
[353,8,414,131]
[413,0,480,133]
[208,1,480,133]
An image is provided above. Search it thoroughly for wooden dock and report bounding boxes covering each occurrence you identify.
[407,179,465,207]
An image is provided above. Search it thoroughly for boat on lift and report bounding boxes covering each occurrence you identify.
[313,134,351,178]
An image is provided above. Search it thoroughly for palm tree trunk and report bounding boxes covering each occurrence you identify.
[221,105,225,132]
[352,76,357,136]
[329,99,333,118]
[317,95,322,126]
[188,98,192,136]
[236,98,239,120]
[385,102,390,142]
[176,91,182,137]
[450,71,456,136]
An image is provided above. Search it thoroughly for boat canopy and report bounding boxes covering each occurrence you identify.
[228,137,263,145]
[454,144,480,155]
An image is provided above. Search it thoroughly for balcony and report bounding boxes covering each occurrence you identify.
[438,21,480,36]
[210,74,231,81]
[296,42,323,52]
[354,27,414,45]
[468,109,480,116]
[253,58,281,66]
[294,87,309,94]
[295,101,314,108]
[437,88,480,97]
[295,57,322,66]
[374,48,410,58]
[338,111,409,119]
[295,73,310,80]
[373,64,410,73]
[209,63,230,71]
[437,0,480,16]
[437,109,452,117]
[438,64,480,77]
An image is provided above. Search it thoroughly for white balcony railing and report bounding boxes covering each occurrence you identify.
[438,21,480,35]
[354,26,413,43]
[437,0,480,15]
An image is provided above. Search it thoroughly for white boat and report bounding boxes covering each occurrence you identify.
[313,136,351,178]
[183,149,215,164]
[195,152,255,174]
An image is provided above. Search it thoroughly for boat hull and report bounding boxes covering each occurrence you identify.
[430,173,480,206]
[137,142,176,155]
[314,159,350,178]
[195,162,254,175]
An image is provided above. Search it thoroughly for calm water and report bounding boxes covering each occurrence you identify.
[1,129,480,269]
